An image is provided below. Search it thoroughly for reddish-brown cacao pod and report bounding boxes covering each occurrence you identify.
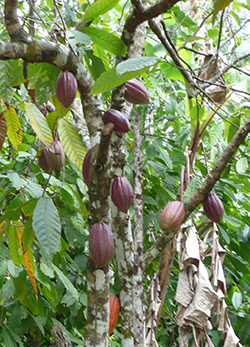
[203,192,224,223]
[38,147,52,173]
[103,109,130,134]
[55,71,78,108]
[109,294,120,335]
[159,201,185,232]
[82,149,91,185]
[111,177,133,213]
[89,222,114,267]
[125,78,149,104]
[46,140,65,174]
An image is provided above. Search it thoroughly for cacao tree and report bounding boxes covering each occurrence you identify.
[0,0,250,346]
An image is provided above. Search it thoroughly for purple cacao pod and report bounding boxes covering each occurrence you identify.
[55,71,78,108]
[124,78,149,104]
[89,222,114,267]
[203,192,224,223]
[38,147,52,173]
[103,109,130,134]
[82,149,91,185]
[111,177,133,213]
[47,140,65,174]
[159,201,185,232]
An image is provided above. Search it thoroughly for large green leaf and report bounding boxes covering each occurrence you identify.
[5,106,23,150]
[81,27,127,57]
[57,118,87,171]
[51,264,79,300]
[90,57,158,95]
[32,198,61,257]
[84,0,119,23]
[25,102,53,145]
[6,224,23,266]
[212,0,234,23]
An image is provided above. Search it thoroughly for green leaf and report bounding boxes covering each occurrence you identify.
[236,157,248,174]
[2,327,16,347]
[239,315,250,344]
[90,60,154,95]
[84,0,119,23]
[58,118,87,172]
[22,218,35,252]
[212,0,234,23]
[183,176,202,204]
[6,224,23,266]
[116,57,159,76]
[5,106,23,150]
[81,27,127,57]
[32,198,61,257]
[25,102,53,145]
[232,291,242,309]
[51,264,79,300]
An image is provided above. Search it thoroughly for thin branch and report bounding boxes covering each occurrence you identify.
[144,115,250,269]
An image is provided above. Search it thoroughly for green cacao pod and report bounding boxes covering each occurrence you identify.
[56,71,77,108]
[89,222,114,267]
[203,192,224,223]
[103,109,130,134]
[125,78,149,104]
[159,201,185,232]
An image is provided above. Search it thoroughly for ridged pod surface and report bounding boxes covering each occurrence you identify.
[124,78,149,104]
[82,149,91,185]
[56,71,77,108]
[38,147,52,173]
[89,222,114,268]
[103,109,130,134]
[203,192,224,223]
[109,294,120,335]
[47,140,65,174]
[159,201,185,232]
[111,177,133,213]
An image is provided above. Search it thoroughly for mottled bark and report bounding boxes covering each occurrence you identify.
[132,109,145,347]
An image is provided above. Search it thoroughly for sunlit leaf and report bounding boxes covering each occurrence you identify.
[82,27,127,57]
[84,0,119,23]
[58,118,87,171]
[25,102,53,145]
[5,106,23,150]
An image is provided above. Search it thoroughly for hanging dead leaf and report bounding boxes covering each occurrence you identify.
[198,54,227,104]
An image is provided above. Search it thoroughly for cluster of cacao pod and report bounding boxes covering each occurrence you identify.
[203,192,224,223]
[124,78,149,104]
[38,139,65,174]
[56,71,78,108]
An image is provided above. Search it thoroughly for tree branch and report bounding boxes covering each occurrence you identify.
[144,115,250,269]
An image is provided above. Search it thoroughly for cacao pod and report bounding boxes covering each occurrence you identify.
[46,140,65,174]
[103,109,130,134]
[55,71,78,108]
[203,192,224,223]
[82,149,91,185]
[124,78,149,104]
[38,147,52,173]
[109,294,120,335]
[111,177,133,213]
[159,201,185,232]
[89,222,114,267]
